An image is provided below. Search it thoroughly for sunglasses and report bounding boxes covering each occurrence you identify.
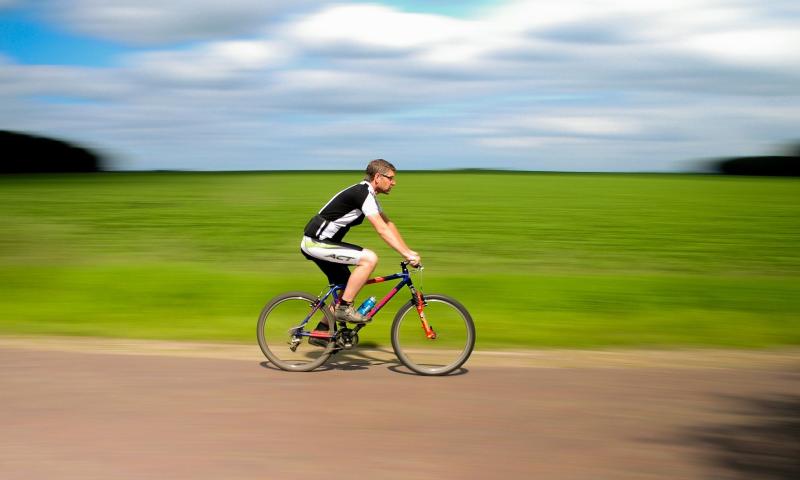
[379,173,396,181]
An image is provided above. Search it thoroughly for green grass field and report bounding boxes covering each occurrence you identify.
[1,171,799,349]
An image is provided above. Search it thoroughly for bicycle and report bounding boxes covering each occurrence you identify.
[257,261,475,375]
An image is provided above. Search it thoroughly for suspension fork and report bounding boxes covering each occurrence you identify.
[410,285,437,339]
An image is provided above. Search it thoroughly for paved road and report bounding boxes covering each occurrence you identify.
[1,342,798,479]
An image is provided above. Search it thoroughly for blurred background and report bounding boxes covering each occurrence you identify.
[2,0,799,172]
[1,1,799,349]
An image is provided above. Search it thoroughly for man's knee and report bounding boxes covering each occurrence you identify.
[360,249,378,266]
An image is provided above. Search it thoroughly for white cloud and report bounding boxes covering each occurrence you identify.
[287,3,529,69]
[44,0,327,45]
[477,136,566,149]
[3,1,799,171]
[288,4,470,51]
[280,0,800,92]
[680,28,800,69]
[128,40,289,83]
[0,62,134,100]
[529,116,642,136]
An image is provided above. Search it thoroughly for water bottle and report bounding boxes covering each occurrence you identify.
[357,296,376,315]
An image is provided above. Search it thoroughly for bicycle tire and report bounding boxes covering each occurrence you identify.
[391,294,475,376]
[257,291,334,372]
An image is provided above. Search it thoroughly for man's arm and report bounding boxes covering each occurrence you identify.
[367,213,420,264]
[379,212,412,253]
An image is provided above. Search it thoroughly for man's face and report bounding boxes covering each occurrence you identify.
[375,170,396,194]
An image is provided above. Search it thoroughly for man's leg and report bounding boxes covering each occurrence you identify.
[302,248,351,331]
[341,249,378,304]
[332,249,377,324]
[300,237,376,323]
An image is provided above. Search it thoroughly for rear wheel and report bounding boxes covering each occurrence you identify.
[391,294,475,375]
[257,292,334,372]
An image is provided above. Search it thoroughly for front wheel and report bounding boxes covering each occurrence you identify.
[257,291,334,372]
[391,294,475,375]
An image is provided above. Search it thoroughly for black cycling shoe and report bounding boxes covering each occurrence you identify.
[308,336,330,348]
[308,323,333,348]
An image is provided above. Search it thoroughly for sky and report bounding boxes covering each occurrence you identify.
[1,0,798,172]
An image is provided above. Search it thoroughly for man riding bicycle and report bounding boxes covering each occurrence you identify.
[301,159,421,326]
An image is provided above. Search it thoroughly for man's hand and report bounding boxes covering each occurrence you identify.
[406,251,421,267]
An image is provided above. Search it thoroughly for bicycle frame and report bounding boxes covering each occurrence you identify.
[300,262,436,340]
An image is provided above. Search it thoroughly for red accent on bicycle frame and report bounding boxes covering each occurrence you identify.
[309,330,332,338]
[415,291,436,339]
[366,276,387,284]
[367,286,398,317]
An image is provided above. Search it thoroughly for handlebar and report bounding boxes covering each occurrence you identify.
[401,260,424,271]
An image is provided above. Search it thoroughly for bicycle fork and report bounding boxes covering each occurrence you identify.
[411,288,437,340]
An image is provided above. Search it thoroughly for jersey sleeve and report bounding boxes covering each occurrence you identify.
[361,191,381,216]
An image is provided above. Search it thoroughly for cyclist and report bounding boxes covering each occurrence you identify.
[301,159,421,328]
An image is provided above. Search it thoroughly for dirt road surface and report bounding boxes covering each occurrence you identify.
[1,337,798,479]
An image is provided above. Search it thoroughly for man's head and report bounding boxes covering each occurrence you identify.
[365,158,397,194]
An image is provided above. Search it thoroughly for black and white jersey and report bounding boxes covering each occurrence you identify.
[303,181,382,242]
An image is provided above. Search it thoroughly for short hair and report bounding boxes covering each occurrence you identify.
[364,159,396,181]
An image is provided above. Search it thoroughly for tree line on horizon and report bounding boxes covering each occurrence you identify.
[713,144,800,176]
[1,130,103,173]
[2,130,798,176]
